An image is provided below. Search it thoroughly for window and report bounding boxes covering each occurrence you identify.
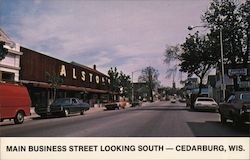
[241,93,250,102]
[53,98,71,105]
[1,71,14,81]
[197,98,214,102]
[72,99,78,104]
[227,95,236,103]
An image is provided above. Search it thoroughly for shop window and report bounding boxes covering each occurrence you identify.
[2,71,14,81]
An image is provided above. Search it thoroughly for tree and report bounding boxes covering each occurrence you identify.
[239,0,250,66]
[46,72,63,101]
[180,32,219,94]
[202,0,250,90]
[164,45,183,87]
[118,71,132,99]
[202,0,249,66]
[108,67,132,100]
[164,45,181,64]
[138,66,160,102]
[108,67,120,93]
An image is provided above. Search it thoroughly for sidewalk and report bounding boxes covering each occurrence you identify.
[28,102,146,119]
[85,106,105,114]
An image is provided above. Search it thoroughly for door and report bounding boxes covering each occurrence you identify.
[222,95,236,118]
[71,98,81,113]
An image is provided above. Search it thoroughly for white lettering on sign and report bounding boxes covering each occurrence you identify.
[89,73,93,82]
[73,68,77,79]
[228,68,247,76]
[96,76,100,84]
[81,71,86,81]
[59,64,110,86]
[60,65,67,77]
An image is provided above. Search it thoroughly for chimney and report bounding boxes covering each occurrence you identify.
[93,64,96,70]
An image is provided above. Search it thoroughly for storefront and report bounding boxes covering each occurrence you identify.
[19,47,112,108]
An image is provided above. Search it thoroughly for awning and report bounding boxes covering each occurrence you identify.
[20,80,110,94]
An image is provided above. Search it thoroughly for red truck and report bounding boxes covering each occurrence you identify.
[0,82,31,124]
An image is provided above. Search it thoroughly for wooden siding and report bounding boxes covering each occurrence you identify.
[20,47,110,91]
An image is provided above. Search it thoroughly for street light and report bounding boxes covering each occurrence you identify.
[131,69,141,104]
[188,25,226,102]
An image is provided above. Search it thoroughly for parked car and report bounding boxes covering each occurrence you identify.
[104,101,127,110]
[170,98,176,103]
[179,98,186,103]
[0,83,31,124]
[219,92,250,126]
[104,102,119,110]
[194,97,218,111]
[50,98,90,117]
[131,100,142,107]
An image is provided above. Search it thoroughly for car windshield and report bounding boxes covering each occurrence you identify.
[241,93,250,102]
[52,98,71,105]
[197,98,214,102]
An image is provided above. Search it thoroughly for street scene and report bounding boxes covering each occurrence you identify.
[0,0,250,137]
[1,100,249,137]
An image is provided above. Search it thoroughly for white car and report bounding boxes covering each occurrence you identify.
[194,97,218,111]
[170,98,176,103]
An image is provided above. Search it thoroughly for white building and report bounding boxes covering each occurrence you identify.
[0,29,22,82]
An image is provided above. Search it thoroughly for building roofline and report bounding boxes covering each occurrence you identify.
[20,46,109,77]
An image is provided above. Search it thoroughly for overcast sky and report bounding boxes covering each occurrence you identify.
[0,0,211,87]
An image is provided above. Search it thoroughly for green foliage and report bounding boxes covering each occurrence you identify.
[108,67,120,92]
[46,71,63,88]
[0,42,8,60]
[180,32,219,93]
[164,45,182,84]
[202,0,249,65]
[108,67,132,98]
[138,66,160,102]
[164,45,181,64]
[46,71,63,100]
[176,0,249,93]
[118,71,132,98]
[239,0,250,64]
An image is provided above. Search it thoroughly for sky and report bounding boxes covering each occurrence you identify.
[0,0,211,87]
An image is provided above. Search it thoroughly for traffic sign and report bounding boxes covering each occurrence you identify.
[228,68,247,76]
[239,81,250,88]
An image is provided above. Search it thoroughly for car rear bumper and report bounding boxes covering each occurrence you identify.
[240,112,250,122]
[194,105,219,110]
[104,104,119,110]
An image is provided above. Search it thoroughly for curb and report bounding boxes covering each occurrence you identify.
[27,102,146,119]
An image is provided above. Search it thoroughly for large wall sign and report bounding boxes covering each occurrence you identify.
[20,47,110,91]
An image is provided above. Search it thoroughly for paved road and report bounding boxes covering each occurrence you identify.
[0,101,249,137]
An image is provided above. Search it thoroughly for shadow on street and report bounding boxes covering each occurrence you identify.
[132,107,188,112]
[187,121,250,137]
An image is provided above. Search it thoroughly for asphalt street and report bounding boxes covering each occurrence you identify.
[0,101,249,137]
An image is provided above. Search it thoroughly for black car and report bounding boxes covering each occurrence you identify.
[50,98,90,117]
[219,92,250,126]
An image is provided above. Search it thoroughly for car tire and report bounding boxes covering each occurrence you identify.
[80,111,84,115]
[14,111,24,124]
[220,115,227,124]
[40,114,47,118]
[64,109,69,117]
[190,105,195,110]
[232,115,242,127]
